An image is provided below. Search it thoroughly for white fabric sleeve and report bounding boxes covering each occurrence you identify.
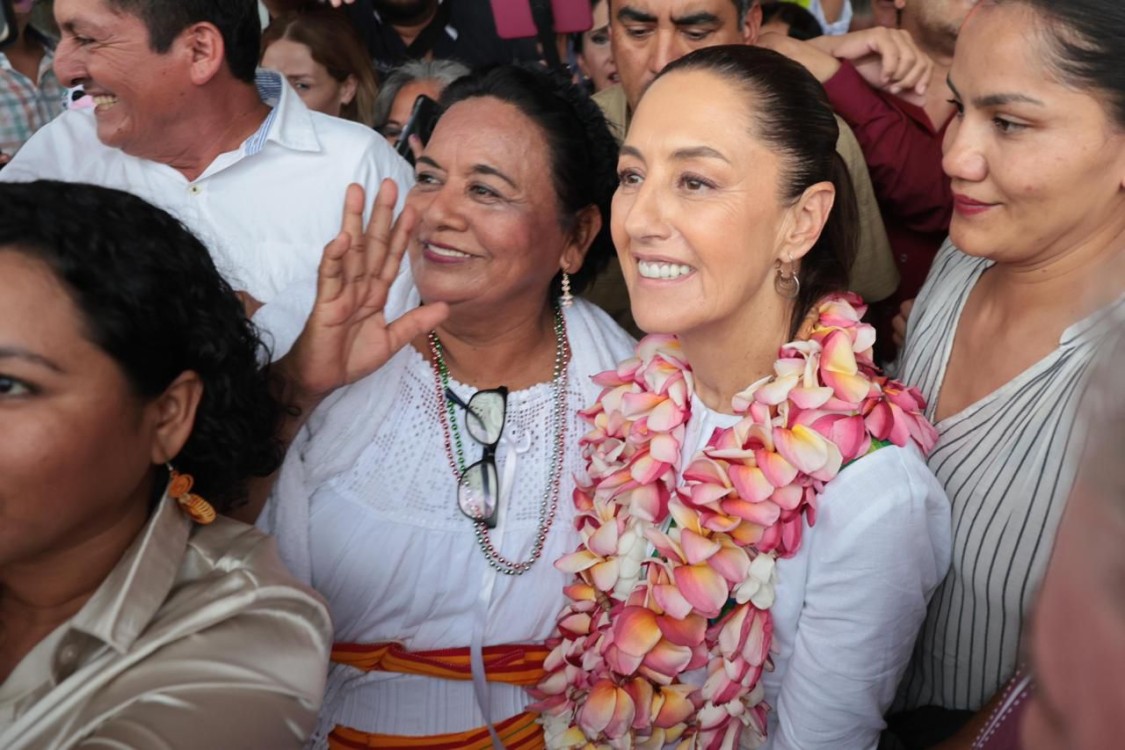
[770,444,951,750]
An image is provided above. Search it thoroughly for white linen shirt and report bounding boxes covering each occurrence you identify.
[0,71,415,303]
[683,395,952,750]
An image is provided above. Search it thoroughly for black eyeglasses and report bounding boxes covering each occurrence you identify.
[446,386,508,528]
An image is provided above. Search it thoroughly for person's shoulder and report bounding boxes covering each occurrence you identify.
[593,85,627,144]
[307,110,409,172]
[823,441,947,519]
[0,108,106,180]
[832,114,864,163]
[569,298,638,363]
[176,517,329,626]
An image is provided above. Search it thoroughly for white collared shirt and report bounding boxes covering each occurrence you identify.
[0,70,415,304]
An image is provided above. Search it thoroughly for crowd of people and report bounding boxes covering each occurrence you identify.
[0,1,1121,749]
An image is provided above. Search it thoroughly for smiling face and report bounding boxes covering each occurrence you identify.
[942,2,1125,266]
[578,0,619,92]
[612,68,798,338]
[261,37,355,118]
[405,97,586,315]
[611,0,757,111]
[0,251,159,571]
[52,0,195,159]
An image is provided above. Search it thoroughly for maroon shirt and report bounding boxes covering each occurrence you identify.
[823,61,954,359]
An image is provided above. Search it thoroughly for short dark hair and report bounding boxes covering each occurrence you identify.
[658,45,858,339]
[1005,0,1125,128]
[0,181,283,511]
[760,1,823,40]
[108,0,262,83]
[439,64,621,299]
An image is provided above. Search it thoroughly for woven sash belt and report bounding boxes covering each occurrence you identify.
[326,641,548,749]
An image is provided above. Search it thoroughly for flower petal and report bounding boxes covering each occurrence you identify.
[673,563,729,618]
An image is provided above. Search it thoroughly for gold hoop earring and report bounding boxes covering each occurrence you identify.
[774,255,800,300]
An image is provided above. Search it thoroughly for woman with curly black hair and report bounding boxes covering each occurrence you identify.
[245,64,634,747]
[0,181,331,750]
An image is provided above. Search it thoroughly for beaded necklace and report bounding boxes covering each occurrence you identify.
[428,306,571,576]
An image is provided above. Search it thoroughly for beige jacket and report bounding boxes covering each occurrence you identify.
[0,497,332,750]
[588,84,899,335]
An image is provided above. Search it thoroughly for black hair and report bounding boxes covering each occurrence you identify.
[1003,0,1125,128]
[657,45,858,339]
[107,0,261,83]
[439,64,620,299]
[573,0,608,54]
[0,181,282,511]
[761,1,823,40]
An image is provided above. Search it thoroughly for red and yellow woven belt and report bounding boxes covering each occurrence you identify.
[326,641,549,749]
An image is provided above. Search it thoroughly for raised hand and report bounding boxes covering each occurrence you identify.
[810,27,934,98]
[280,180,449,405]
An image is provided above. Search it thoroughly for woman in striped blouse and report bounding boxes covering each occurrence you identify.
[889,0,1125,746]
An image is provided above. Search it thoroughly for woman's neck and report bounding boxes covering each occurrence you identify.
[980,223,1125,324]
[418,298,560,391]
[679,296,791,414]
[0,498,149,640]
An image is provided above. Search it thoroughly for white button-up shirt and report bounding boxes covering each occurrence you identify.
[0,71,415,303]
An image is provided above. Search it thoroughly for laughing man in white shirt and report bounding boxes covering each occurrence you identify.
[0,0,414,305]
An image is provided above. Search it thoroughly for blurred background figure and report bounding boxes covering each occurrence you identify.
[0,0,64,166]
[372,58,468,145]
[573,0,617,92]
[261,7,379,126]
[761,0,825,39]
[1020,326,1125,750]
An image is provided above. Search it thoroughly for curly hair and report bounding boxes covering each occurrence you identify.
[0,181,282,511]
[439,63,621,300]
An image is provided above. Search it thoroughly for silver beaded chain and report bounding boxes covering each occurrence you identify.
[428,307,570,576]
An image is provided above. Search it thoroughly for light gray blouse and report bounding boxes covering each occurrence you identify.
[0,495,333,749]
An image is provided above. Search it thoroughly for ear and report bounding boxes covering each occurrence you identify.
[561,204,603,274]
[339,74,358,107]
[146,371,204,466]
[743,2,763,44]
[778,181,835,264]
[181,22,227,86]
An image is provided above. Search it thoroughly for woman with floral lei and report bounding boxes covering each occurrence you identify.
[534,46,952,750]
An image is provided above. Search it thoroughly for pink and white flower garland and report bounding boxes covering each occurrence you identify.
[532,294,937,749]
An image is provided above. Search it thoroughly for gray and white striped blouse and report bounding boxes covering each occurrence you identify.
[893,240,1124,712]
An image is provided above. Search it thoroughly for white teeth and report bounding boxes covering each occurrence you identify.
[93,95,118,108]
[637,260,693,280]
[426,242,471,259]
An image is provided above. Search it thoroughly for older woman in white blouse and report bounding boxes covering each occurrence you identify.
[242,65,634,748]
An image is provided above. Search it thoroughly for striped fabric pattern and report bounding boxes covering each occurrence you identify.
[894,241,1124,711]
[330,641,549,686]
[328,710,544,750]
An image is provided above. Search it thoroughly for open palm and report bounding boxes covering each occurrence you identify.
[285,180,448,401]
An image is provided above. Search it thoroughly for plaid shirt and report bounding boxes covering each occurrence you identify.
[0,38,65,156]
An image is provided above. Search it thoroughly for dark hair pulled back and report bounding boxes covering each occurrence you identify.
[1003,0,1125,128]
[439,64,620,300]
[657,45,858,338]
[0,181,282,511]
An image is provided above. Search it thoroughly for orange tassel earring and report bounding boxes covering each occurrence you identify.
[166,464,216,525]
